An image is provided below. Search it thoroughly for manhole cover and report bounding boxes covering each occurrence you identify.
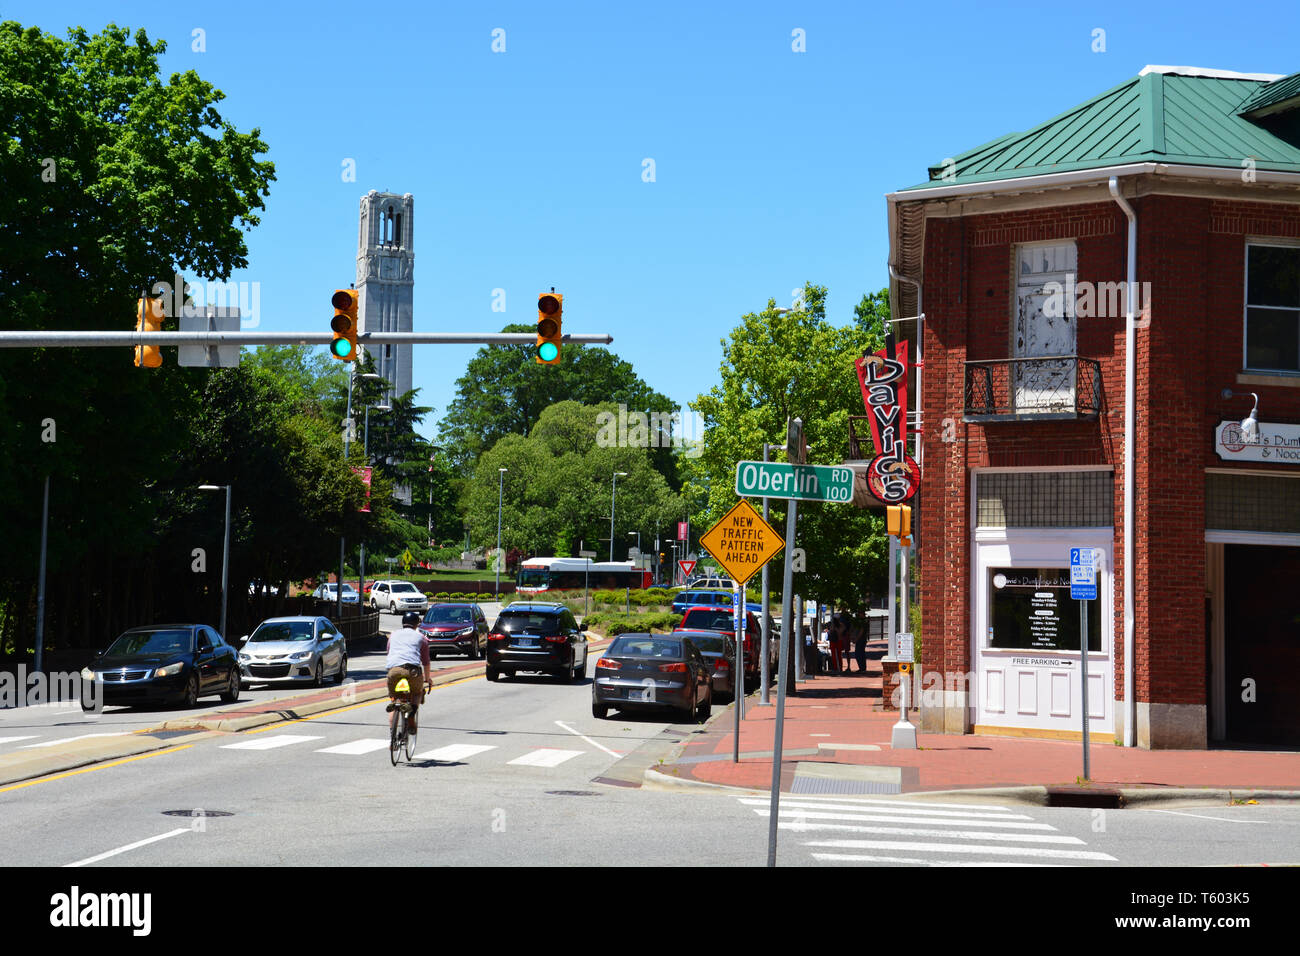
[545,790,600,797]
[162,809,234,817]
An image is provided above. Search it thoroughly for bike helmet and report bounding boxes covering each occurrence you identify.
[402,611,422,628]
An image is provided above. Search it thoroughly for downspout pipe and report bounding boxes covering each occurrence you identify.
[1108,176,1137,749]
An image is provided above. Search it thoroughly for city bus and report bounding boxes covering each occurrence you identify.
[516,557,653,594]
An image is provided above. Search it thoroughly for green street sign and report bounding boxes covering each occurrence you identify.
[734,460,854,503]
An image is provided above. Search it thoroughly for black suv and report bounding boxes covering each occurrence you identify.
[486,602,588,682]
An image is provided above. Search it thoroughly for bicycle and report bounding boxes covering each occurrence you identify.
[389,676,427,765]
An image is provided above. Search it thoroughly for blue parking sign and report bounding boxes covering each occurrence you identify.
[1070,548,1097,601]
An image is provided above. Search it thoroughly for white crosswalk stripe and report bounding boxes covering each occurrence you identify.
[506,748,585,767]
[743,796,1117,866]
[20,733,131,748]
[220,734,324,751]
[416,743,498,762]
[315,739,391,755]
[0,735,41,747]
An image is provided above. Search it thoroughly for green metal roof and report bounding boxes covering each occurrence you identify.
[903,68,1300,191]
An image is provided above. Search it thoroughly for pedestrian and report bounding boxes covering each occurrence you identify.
[828,616,844,675]
[852,614,867,675]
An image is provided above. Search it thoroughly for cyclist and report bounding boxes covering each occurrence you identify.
[386,610,432,735]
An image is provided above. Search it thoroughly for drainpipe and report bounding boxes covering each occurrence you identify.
[1108,176,1137,749]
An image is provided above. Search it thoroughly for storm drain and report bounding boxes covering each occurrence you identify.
[162,809,235,817]
[1045,787,1125,809]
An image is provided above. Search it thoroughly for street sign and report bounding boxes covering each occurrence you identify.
[1070,548,1097,600]
[734,461,854,504]
[178,306,241,368]
[698,499,785,587]
[678,559,697,578]
[401,549,413,572]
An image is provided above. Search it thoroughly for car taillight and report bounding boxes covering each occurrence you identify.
[658,662,688,673]
[714,657,730,669]
[596,657,621,670]
[544,634,567,643]
[488,632,507,641]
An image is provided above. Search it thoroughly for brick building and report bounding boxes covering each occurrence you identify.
[886,66,1300,749]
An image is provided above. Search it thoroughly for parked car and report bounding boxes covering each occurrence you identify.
[672,629,737,700]
[671,589,732,615]
[485,602,588,682]
[591,633,713,722]
[312,582,359,604]
[369,580,429,614]
[675,607,762,683]
[238,616,348,687]
[418,603,489,659]
[691,576,733,590]
[81,624,240,709]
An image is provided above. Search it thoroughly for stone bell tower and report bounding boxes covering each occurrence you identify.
[356,191,414,404]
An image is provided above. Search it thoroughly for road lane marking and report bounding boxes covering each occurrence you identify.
[775,821,1085,844]
[1135,809,1275,824]
[554,720,622,758]
[0,736,40,746]
[0,745,192,794]
[315,739,390,755]
[507,748,585,767]
[220,734,323,750]
[750,808,1055,830]
[804,839,1116,861]
[811,854,1064,866]
[20,732,131,748]
[738,797,1035,820]
[416,743,498,762]
[65,828,190,868]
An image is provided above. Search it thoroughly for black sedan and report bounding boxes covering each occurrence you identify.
[81,624,240,710]
[591,633,713,722]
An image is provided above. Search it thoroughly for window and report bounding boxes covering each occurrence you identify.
[1245,243,1300,372]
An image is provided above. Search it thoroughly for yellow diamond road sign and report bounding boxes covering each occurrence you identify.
[698,499,785,587]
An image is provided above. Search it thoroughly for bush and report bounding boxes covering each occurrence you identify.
[583,611,682,635]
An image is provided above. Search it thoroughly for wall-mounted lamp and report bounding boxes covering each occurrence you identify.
[1221,389,1260,444]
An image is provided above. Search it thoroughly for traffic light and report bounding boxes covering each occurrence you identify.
[886,504,912,539]
[330,289,359,361]
[134,295,164,368]
[536,291,563,364]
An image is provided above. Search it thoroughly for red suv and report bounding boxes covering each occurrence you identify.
[675,607,761,684]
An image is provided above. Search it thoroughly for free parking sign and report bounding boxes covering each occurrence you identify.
[1070,548,1097,600]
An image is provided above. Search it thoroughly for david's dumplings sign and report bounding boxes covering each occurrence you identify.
[1216,420,1300,463]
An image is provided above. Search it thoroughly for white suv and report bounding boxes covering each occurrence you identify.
[369,580,429,613]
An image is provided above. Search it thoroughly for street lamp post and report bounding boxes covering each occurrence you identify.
[496,467,507,598]
[609,471,628,562]
[358,390,390,605]
[198,484,232,640]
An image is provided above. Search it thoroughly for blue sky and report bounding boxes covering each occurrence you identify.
[10,0,1299,435]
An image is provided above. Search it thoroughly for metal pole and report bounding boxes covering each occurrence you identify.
[794,592,805,682]
[734,580,744,762]
[760,444,772,706]
[34,474,49,675]
[769,483,799,865]
[609,473,619,562]
[495,468,505,599]
[0,330,616,348]
[338,370,353,621]
[219,485,231,640]
[1081,597,1091,780]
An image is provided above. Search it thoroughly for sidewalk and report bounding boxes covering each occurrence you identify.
[651,639,1300,803]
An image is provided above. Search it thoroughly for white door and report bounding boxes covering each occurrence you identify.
[973,530,1113,737]
[1014,242,1077,413]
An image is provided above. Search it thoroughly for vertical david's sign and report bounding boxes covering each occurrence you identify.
[855,337,919,503]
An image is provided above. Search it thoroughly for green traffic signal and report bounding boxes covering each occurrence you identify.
[538,341,558,362]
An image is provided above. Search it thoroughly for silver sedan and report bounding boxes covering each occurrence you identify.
[238,616,348,688]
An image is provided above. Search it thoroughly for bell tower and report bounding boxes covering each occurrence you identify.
[356,190,414,404]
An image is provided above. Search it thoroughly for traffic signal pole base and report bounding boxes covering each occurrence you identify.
[891,718,918,750]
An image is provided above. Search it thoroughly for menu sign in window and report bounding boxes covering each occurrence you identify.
[989,567,1100,652]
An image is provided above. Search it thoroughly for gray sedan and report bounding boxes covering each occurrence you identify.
[238,616,348,688]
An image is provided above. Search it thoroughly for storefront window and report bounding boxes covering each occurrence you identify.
[988,567,1100,652]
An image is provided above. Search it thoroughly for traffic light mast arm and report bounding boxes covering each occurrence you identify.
[0,331,615,347]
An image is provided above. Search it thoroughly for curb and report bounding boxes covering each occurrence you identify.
[0,730,215,789]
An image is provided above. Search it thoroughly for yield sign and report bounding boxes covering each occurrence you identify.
[698,499,785,587]
[678,559,697,578]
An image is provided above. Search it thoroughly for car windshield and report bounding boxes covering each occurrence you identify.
[683,609,734,630]
[106,629,193,657]
[609,637,682,658]
[426,606,473,625]
[517,569,548,587]
[249,621,314,642]
[392,583,419,593]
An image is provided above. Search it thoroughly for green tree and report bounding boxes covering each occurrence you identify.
[437,325,678,479]
[0,22,274,651]
[688,283,891,611]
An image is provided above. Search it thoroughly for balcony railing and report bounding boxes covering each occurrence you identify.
[964,356,1102,423]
